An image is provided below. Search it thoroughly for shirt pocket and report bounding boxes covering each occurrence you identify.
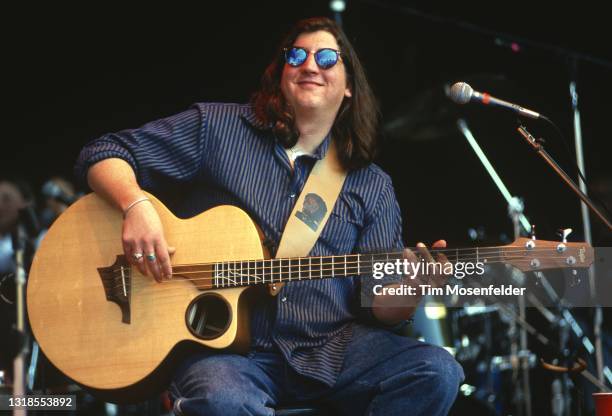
[317,210,360,255]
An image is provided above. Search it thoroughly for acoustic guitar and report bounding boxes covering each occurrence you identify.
[27,193,593,403]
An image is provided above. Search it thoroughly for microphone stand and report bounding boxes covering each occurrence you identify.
[516,126,612,232]
[568,62,606,391]
[457,119,533,416]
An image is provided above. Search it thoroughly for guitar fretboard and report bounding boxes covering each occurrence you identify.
[211,248,498,288]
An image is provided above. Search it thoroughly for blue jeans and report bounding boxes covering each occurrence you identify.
[169,323,464,415]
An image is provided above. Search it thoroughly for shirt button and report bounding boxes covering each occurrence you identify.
[281,297,287,303]
[289,193,296,198]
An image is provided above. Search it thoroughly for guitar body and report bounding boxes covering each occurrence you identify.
[27,193,266,402]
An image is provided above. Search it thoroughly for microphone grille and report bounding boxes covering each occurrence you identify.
[449,82,473,104]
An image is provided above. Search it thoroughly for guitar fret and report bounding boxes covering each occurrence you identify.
[298,257,302,280]
[332,256,335,277]
[232,261,236,286]
[221,262,225,288]
[320,257,323,279]
[238,260,242,287]
[344,254,347,277]
[226,261,231,286]
[226,261,230,287]
[229,261,234,286]
[309,257,312,279]
[260,260,264,283]
[357,254,360,275]
[281,259,285,282]
[228,261,231,287]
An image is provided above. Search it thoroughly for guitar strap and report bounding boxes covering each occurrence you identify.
[269,140,347,296]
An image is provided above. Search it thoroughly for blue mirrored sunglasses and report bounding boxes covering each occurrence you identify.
[283,47,342,69]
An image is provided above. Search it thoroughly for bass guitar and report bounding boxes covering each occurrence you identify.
[27,193,593,402]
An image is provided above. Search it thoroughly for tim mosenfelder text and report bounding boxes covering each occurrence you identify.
[370,259,527,297]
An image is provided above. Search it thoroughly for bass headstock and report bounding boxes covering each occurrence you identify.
[502,237,594,273]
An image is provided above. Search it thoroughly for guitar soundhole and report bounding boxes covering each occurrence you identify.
[186,293,231,340]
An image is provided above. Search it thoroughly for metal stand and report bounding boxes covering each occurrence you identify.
[508,203,533,416]
[568,65,606,389]
[9,206,40,416]
[12,226,28,416]
[516,127,612,232]
[458,119,533,415]
[329,0,346,26]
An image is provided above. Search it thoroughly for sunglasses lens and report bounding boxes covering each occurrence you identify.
[286,48,308,67]
[315,49,338,69]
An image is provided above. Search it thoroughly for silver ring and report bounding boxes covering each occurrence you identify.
[133,253,143,261]
[146,253,156,262]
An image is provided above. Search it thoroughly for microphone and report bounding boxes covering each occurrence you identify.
[449,82,541,119]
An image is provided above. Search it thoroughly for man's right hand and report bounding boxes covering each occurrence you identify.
[122,199,175,282]
[87,159,176,283]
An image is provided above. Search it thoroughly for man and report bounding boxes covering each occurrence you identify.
[76,17,463,415]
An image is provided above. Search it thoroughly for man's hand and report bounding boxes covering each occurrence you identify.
[372,239,449,325]
[409,239,450,288]
[87,159,175,283]
[122,200,175,282]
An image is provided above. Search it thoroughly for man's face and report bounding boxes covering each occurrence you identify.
[280,30,352,115]
[303,195,319,215]
[0,181,27,234]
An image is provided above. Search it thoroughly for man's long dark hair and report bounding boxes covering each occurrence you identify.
[251,17,379,171]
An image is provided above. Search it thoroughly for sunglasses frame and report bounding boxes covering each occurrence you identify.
[283,47,343,69]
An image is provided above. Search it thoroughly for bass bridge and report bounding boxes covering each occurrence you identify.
[97,255,131,324]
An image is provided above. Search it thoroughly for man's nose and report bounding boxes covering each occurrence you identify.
[301,52,319,73]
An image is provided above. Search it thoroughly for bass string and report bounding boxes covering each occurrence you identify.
[114,254,578,292]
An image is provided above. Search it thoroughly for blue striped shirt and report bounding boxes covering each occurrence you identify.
[75,103,404,386]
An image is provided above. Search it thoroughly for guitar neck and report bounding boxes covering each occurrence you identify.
[207,247,500,289]
[176,237,592,290]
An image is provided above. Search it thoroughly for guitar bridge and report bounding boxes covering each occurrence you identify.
[97,255,131,324]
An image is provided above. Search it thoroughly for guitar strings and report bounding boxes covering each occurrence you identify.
[108,246,579,274]
[170,247,576,269]
[108,253,580,293]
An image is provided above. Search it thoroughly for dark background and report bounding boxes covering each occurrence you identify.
[2,1,611,246]
[2,2,610,414]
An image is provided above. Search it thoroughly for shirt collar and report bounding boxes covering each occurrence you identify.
[241,105,333,160]
[241,107,272,131]
[310,133,332,160]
